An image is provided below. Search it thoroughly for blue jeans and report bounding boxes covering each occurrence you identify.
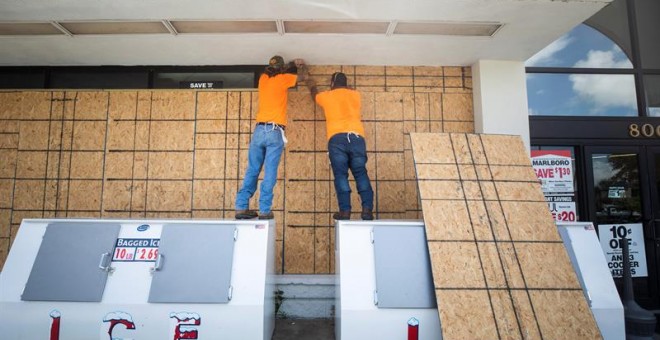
[235,124,285,214]
[328,133,373,212]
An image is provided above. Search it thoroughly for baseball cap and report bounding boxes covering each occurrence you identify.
[269,55,285,69]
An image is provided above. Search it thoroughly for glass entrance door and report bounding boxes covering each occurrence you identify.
[585,147,657,308]
[645,147,660,308]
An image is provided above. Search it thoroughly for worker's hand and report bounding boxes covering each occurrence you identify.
[294,58,305,67]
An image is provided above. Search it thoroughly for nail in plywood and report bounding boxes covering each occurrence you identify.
[375,92,403,121]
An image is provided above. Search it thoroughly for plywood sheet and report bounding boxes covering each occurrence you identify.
[2,62,477,274]
[75,92,109,120]
[411,132,600,340]
[67,180,102,211]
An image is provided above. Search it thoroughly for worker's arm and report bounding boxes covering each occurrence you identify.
[293,59,318,101]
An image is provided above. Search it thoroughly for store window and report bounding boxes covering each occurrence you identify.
[527,73,637,116]
[526,24,632,69]
[49,69,149,89]
[592,153,642,225]
[526,23,637,117]
[644,75,660,117]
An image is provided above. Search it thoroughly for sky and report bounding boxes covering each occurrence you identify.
[525,24,638,117]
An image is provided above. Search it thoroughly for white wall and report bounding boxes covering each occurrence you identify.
[472,60,530,151]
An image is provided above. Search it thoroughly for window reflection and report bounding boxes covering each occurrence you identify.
[644,75,660,117]
[527,73,637,116]
[526,24,632,68]
[592,153,642,224]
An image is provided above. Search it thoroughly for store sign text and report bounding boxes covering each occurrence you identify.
[628,123,660,138]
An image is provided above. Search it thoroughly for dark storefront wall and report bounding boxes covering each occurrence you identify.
[531,117,660,308]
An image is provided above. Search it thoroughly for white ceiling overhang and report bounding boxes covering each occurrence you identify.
[0,0,612,66]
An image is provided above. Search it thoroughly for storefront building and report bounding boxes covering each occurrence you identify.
[2,0,659,313]
[527,0,660,309]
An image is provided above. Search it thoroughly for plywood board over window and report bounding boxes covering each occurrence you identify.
[410,132,600,340]
[0,65,473,273]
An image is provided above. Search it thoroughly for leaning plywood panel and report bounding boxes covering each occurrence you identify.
[410,132,601,340]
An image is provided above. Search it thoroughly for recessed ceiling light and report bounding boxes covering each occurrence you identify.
[0,22,64,35]
[170,20,278,34]
[394,22,501,36]
[59,21,169,35]
[283,21,389,34]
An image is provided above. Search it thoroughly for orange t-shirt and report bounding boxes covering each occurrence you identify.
[315,88,365,140]
[255,73,297,126]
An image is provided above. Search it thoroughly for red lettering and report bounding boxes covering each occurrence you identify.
[535,168,555,178]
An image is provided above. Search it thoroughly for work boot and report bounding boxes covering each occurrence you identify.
[333,211,351,220]
[235,209,258,219]
[361,207,374,220]
[258,211,274,220]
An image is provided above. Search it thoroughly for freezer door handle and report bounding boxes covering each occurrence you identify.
[153,253,164,271]
[98,252,111,272]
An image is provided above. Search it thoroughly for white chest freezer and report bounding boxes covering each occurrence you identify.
[335,220,442,340]
[0,218,276,340]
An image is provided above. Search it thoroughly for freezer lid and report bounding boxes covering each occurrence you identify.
[21,222,121,302]
[373,225,437,308]
[148,223,236,303]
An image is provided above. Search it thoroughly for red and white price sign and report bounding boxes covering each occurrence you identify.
[547,199,577,222]
[112,238,160,262]
[531,150,574,193]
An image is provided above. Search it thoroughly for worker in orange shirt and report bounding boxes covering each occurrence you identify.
[307,72,374,220]
[235,56,307,220]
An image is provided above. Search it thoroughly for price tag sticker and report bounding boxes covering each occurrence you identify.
[112,238,160,262]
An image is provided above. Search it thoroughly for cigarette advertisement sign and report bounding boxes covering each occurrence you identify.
[530,150,574,193]
[597,223,648,278]
[531,150,577,222]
